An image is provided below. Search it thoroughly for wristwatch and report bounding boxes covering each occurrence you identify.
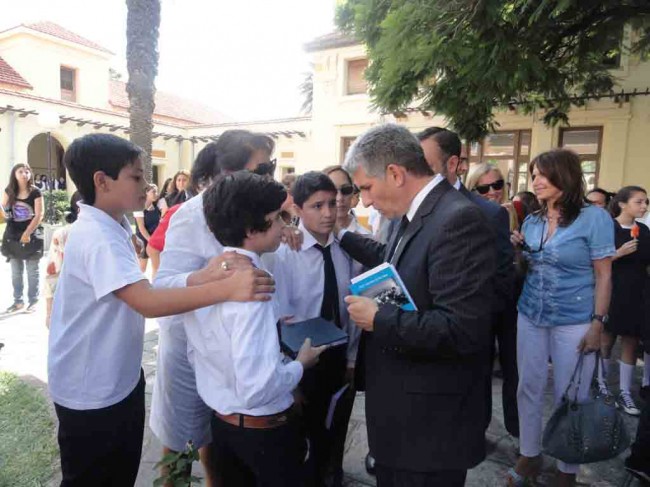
[591,313,609,324]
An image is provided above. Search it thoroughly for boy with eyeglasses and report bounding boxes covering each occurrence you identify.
[191,171,326,486]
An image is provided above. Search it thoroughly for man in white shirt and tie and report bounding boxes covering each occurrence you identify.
[187,171,326,486]
[274,171,360,487]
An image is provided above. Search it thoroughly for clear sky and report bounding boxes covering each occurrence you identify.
[0,0,336,121]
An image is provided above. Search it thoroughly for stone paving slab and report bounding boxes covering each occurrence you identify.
[0,259,646,486]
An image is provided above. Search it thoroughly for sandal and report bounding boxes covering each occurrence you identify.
[506,456,542,486]
[506,468,532,486]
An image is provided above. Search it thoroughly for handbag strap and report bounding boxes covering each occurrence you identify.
[590,350,605,392]
[563,353,585,403]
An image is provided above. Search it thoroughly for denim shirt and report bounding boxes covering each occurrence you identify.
[518,205,615,327]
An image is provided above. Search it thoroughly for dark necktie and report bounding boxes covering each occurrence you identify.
[386,216,409,261]
[315,244,341,328]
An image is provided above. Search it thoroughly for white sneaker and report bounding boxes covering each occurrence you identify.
[618,391,641,416]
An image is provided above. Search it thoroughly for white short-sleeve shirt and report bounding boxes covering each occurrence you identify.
[48,203,146,410]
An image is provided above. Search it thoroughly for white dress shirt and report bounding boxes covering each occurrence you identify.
[48,204,145,410]
[406,174,444,222]
[187,247,303,416]
[274,222,361,367]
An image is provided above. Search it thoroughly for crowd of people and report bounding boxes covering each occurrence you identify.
[2,122,649,487]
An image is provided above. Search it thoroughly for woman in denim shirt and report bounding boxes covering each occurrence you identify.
[507,150,615,487]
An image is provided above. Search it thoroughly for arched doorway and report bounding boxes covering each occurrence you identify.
[27,133,66,190]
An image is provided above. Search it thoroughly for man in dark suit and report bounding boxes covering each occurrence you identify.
[341,124,496,486]
[418,127,519,440]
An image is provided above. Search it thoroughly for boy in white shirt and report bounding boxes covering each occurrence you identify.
[189,171,326,486]
[274,171,360,487]
[48,134,271,486]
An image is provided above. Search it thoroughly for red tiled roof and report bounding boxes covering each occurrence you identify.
[0,56,32,89]
[109,80,232,125]
[11,21,114,54]
[304,31,360,52]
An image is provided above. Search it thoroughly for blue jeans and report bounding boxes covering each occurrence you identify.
[10,258,40,304]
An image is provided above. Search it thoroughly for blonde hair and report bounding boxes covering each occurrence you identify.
[466,163,518,231]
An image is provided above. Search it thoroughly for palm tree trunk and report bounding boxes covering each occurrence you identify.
[126,0,161,182]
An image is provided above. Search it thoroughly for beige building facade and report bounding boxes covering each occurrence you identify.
[1,22,648,199]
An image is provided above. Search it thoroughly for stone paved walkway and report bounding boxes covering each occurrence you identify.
[0,259,645,486]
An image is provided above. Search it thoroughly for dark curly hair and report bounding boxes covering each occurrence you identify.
[203,172,286,247]
[529,149,585,226]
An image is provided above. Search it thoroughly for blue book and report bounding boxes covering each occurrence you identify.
[349,262,417,311]
[280,317,348,358]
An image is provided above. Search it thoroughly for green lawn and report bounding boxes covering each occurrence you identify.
[0,372,58,486]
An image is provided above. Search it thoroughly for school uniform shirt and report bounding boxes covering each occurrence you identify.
[48,204,146,410]
[274,222,360,367]
[186,247,303,416]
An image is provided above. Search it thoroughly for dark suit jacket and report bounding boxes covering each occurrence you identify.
[459,184,514,311]
[340,179,496,472]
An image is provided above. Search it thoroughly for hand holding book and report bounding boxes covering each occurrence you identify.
[344,295,378,332]
[296,338,328,369]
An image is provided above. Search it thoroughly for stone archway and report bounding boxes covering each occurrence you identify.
[27,133,66,189]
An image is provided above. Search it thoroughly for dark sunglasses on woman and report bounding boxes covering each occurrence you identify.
[475,179,505,195]
[252,159,277,177]
[336,184,355,196]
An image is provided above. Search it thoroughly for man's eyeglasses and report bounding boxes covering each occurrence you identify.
[475,179,505,195]
[252,159,277,177]
[336,184,355,196]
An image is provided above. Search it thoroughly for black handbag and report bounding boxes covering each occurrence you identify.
[1,226,44,261]
[542,352,630,464]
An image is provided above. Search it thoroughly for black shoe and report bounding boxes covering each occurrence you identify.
[625,455,650,483]
[25,301,38,313]
[4,302,24,313]
[365,453,376,476]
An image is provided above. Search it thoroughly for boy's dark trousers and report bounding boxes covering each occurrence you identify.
[54,370,145,487]
[300,347,349,487]
[210,410,306,487]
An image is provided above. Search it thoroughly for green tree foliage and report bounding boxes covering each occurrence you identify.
[336,0,650,141]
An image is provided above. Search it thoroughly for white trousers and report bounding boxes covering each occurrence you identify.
[517,314,595,475]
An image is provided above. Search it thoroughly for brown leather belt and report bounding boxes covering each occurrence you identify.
[214,406,293,430]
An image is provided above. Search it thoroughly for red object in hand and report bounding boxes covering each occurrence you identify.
[631,224,640,239]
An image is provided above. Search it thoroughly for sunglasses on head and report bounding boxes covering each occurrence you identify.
[252,159,277,177]
[337,184,355,196]
[475,179,505,195]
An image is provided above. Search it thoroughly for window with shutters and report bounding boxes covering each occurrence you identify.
[560,127,603,191]
[341,136,357,163]
[60,66,76,102]
[345,58,368,95]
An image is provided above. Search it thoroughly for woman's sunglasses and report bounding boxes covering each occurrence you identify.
[336,184,355,196]
[252,159,277,177]
[475,179,505,195]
